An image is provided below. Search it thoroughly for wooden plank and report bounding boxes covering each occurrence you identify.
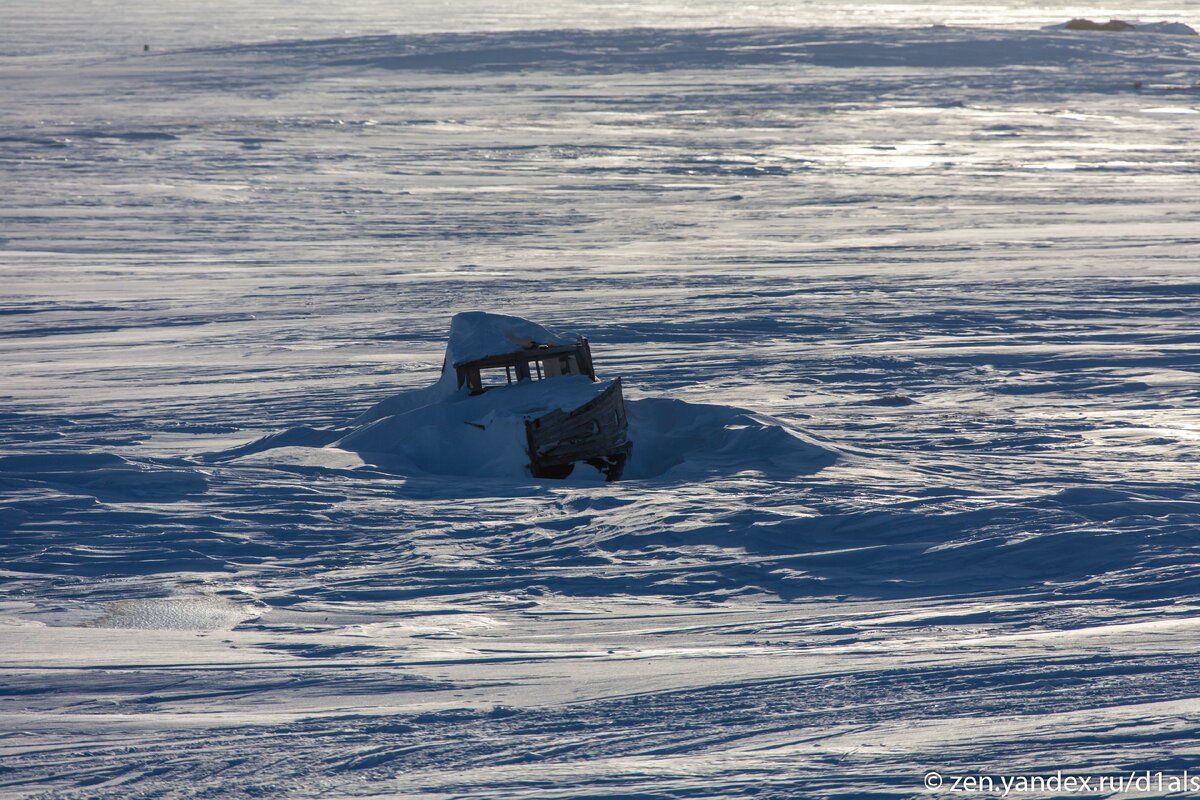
[527,378,629,467]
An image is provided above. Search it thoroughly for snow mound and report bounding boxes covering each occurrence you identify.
[623,399,836,480]
[229,445,368,471]
[337,374,607,479]
[224,395,835,483]
[445,310,577,367]
[216,426,342,461]
[330,390,837,482]
[1134,21,1199,35]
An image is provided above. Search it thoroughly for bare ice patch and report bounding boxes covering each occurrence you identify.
[86,595,261,631]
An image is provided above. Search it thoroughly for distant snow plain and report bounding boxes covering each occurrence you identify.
[2,4,1200,798]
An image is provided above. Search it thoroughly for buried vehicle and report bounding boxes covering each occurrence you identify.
[214,311,838,483]
[454,337,631,481]
[341,312,633,481]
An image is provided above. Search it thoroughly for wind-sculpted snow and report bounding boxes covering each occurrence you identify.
[0,452,208,502]
[3,16,1200,800]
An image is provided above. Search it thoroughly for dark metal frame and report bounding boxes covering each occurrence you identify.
[450,336,630,481]
[454,338,596,395]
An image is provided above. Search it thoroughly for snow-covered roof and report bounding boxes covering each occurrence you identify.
[445,311,578,367]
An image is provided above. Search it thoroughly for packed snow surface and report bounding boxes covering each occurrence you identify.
[3,5,1200,799]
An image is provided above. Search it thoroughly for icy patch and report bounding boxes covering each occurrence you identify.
[86,595,259,631]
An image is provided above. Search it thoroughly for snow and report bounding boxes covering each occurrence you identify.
[3,3,1200,798]
[624,399,838,480]
[444,311,575,367]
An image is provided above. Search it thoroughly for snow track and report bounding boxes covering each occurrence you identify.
[3,17,1200,800]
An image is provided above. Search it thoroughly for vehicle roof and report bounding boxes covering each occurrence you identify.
[447,311,579,368]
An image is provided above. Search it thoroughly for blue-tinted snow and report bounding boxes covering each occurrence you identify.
[2,12,1200,800]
